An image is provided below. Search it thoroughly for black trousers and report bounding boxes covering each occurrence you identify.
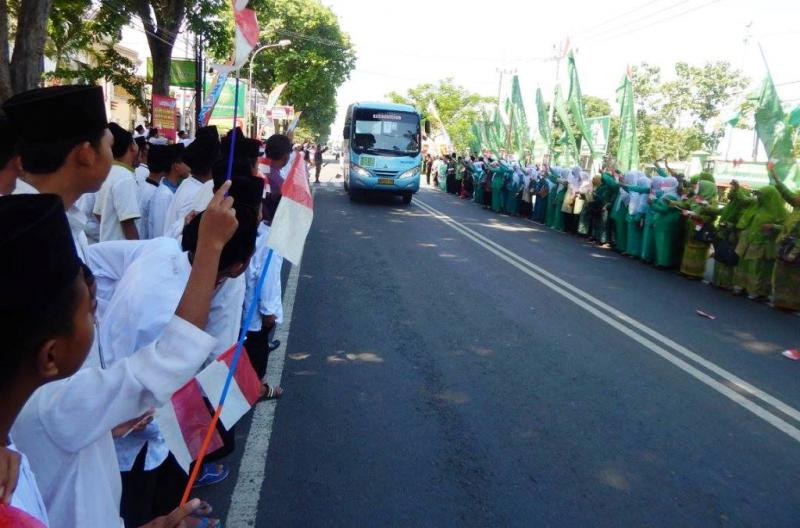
[314,163,322,181]
[244,328,269,380]
[121,448,186,527]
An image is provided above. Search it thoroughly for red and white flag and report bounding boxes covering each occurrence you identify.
[267,153,314,264]
[232,0,259,69]
[195,344,263,430]
[155,378,224,472]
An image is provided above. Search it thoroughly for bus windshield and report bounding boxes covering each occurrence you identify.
[352,108,420,157]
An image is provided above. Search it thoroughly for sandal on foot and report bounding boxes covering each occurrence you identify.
[193,463,229,488]
[259,384,283,401]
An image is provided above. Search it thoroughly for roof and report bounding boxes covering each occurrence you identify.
[352,101,418,114]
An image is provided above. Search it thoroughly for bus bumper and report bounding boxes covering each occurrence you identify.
[349,173,420,194]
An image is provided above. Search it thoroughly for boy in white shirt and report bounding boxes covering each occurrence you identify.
[94,123,141,241]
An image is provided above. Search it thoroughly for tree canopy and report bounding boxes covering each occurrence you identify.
[247,0,355,139]
[387,78,493,153]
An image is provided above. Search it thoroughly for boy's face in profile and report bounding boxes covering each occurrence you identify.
[45,268,96,379]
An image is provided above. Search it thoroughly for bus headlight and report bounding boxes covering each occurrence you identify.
[397,167,420,179]
[350,163,371,179]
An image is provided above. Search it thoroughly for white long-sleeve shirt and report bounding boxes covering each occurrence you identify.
[244,223,284,332]
[146,180,175,238]
[7,439,49,526]
[11,316,216,528]
[6,197,216,527]
[162,176,203,239]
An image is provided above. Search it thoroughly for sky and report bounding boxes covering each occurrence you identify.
[116,0,800,143]
[323,0,800,137]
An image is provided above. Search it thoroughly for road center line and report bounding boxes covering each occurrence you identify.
[413,196,800,443]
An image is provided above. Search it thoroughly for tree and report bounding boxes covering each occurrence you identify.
[133,0,186,96]
[0,0,55,102]
[386,78,493,153]
[43,0,148,114]
[248,0,355,137]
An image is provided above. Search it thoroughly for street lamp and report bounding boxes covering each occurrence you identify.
[248,39,291,137]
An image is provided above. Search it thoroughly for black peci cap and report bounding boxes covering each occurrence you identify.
[0,194,81,311]
[3,85,108,144]
[211,158,265,210]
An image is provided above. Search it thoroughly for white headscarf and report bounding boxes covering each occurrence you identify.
[578,170,592,194]
[660,176,679,198]
[631,173,652,214]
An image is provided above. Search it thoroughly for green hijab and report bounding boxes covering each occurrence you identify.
[750,185,788,228]
[739,185,788,245]
[719,187,752,224]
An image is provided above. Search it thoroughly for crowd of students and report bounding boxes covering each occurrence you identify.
[424,153,800,312]
[0,84,301,527]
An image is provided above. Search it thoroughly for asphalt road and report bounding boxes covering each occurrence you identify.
[206,163,800,527]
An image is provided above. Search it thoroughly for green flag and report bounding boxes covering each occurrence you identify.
[753,73,799,185]
[510,75,530,159]
[469,122,482,156]
[553,85,580,164]
[536,87,552,151]
[615,73,639,172]
[567,51,595,157]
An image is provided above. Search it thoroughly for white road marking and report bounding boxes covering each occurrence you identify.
[413,197,800,443]
[225,194,311,526]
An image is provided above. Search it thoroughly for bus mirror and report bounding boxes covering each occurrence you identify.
[424,120,431,136]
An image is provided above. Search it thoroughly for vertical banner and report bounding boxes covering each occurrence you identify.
[152,95,177,141]
[286,110,302,133]
[582,116,610,156]
[616,72,639,172]
[199,65,234,127]
[266,82,288,109]
[205,77,247,132]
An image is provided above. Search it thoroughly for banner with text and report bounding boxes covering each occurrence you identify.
[152,95,177,140]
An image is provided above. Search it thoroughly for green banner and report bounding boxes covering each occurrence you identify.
[582,116,611,156]
[146,58,196,89]
[204,77,247,131]
[616,74,639,172]
[510,75,530,159]
[752,73,799,186]
[536,87,552,152]
[469,122,482,156]
[567,51,595,157]
[553,85,580,164]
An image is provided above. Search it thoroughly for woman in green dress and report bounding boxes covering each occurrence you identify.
[545,166,563,228]
[472,160,485,205]
[437,158,448,192]
[490,162,506,213]
[551,168,570,231]
[769,170,800,310]
[733,185,788,300]
[623,172,651,258]
[609,171,637,252]
[651,176,682,268]
[640,176,663,263]
[673,180,719,279]
[504,163,522,216]
[712,182,755,290]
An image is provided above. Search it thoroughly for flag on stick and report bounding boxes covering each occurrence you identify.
[155,378,224,472]
[267,153,314,265]
[567,51,595,157]
[232,1,259,69]
[195,344,263,430]
[536,87,552,150]
[616,71,639,172]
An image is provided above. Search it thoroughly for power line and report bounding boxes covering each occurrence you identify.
[581,0,725,47]
[580,0,691,43]
[571,0,662,36]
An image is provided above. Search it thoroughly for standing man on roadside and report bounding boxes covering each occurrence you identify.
[314,143,328,184]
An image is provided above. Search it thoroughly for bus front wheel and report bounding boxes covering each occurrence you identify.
[402,193,412,205]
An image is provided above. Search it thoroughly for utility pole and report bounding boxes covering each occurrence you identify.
[496,67,516,107]
[194,32,203,131]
